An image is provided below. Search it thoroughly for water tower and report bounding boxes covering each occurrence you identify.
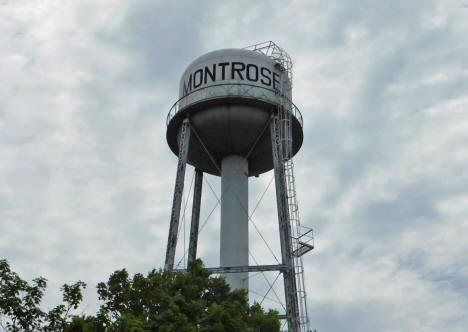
[164,42,314,332]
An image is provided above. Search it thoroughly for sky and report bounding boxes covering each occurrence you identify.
[1,0,468,331]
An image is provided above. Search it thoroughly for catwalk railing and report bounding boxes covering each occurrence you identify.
[166,83,303,127]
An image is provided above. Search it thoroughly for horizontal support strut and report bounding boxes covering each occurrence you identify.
[174,264,287,274]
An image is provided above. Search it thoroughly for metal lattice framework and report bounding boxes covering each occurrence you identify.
[164,42,313,332]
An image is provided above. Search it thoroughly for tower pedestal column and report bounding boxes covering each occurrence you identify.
[220,155,249,290]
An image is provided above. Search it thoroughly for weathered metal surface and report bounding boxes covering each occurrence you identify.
[165,119,190,270]
[188,169,203,265]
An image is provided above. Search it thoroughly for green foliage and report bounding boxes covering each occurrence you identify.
[0,259,47,331]
[92,259,280,331]
[0,259,284,332]
[0,259,87,331]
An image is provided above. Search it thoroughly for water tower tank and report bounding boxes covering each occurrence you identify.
[164,44,312,331]
[166,48,303,176]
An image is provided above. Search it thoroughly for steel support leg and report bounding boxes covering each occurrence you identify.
[165,118,191,270]
[188,168,203,265]
[270,115,300,332]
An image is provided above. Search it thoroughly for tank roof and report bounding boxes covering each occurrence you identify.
[182,48,275,75]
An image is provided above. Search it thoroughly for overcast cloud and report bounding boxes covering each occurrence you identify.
[1,0,468,331]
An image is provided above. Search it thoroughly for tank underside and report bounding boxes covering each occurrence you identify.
[166,97,303,176]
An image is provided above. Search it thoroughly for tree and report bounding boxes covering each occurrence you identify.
[0,259,86,331]
[0,259,282,331]
[0,259,46,331]
[88,259,280,331]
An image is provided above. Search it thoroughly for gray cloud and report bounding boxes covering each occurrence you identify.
[1,0,468,331]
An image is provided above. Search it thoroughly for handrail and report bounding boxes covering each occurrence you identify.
[244,41,293,84]
[166,82,303,127]
[293,225,314,246]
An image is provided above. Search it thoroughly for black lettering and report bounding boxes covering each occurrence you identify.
[204,64,216,84]
[183,73,192,95]
[246,64,258,82]
[273,72,280,90]
[231,62,245,80]
[260,67,271,86]
[193,69,203,88]
[219,62,229,80]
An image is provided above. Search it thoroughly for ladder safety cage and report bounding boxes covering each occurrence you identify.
[247,41,313,332]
